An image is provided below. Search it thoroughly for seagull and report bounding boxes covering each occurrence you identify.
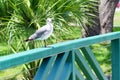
[25,18,53,47]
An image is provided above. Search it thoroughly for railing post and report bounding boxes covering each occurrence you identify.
[111,38,120,80]
[71,50,76,80]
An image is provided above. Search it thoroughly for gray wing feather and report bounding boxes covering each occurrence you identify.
[35,25,48,38]
[28,25,47,40]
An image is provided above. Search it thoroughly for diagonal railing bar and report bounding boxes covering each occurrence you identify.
[58,56,72,80]
[81,47,108,80]
[47,52,69,80]
[71,50,76,80]
[34,56,57,80]
[54,52,69,80]
[40,56,57,80]
[74,65,84,80]
[75,49,97,80]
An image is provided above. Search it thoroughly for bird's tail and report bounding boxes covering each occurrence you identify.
[24,39,33,42]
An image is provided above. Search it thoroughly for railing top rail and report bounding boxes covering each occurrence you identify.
[0,32,120,70]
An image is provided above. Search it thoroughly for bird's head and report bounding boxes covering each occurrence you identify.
[46,18,52,23]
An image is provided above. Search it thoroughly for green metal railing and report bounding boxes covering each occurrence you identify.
[0,32,120,80]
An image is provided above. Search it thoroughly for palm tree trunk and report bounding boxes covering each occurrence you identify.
[82,0,119,37]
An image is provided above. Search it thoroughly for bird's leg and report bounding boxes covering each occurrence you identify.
[44,40,47,47]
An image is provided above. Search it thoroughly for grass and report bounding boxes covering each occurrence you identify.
[0,11,120,79]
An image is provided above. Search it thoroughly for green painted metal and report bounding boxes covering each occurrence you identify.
[34,56,57,80]
[47,52,69,80]
[111,38,120,80]
[71,50,76,80]
[59,62,71,80]
[54,52,69,80]
[34,56,56,80]
[81,47,108,80]
[75,50,97,80]
[0,32,120,80]
[34,51,72,80]
[74,66,84,80]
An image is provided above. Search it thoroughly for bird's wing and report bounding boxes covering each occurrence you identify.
[35,25,48,38]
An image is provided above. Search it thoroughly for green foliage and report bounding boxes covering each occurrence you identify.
[0,0,98,56]
[0,0,97,41]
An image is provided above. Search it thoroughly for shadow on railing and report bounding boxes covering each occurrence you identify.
[0,32,120,80]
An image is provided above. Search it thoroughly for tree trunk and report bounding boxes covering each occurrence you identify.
[82,0,119,37]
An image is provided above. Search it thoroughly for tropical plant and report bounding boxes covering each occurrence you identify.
[0,0,97,79]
